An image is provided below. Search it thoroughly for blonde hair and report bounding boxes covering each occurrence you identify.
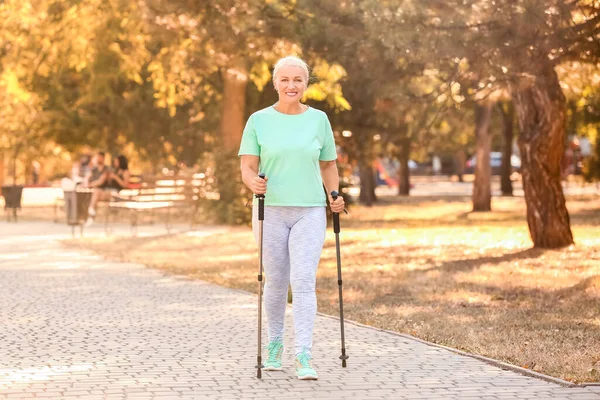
[272,56,310,86]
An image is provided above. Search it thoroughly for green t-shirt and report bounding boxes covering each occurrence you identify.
[238,106,337,206]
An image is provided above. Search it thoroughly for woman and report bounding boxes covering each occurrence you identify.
[238,56,345,380]
[107,155,130,191]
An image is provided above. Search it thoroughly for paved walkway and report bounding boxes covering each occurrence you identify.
[1,222,599,399]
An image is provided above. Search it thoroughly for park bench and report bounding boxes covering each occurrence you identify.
[105,174,204,235]
[52,175,143,224]
[54,173,205,235]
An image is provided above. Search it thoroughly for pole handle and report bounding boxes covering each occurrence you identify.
[257,173,266,221]
[331,190,341,234]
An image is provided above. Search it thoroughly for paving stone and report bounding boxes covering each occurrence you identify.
[0,221,597,399]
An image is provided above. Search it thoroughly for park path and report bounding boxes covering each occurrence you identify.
[1,222,599,399]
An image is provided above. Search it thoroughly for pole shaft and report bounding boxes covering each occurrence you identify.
[257,219,264,377]
[256,173,266,378]
[330,190,348,367]
[335,233,346,354]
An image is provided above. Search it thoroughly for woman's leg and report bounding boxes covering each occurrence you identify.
[288,207,326,356]
[252,206,291,342]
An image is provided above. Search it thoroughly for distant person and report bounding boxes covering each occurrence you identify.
[84,152,111,225]
[562,146,574,179]
[454,149,466,182]
[432,155,442,175]
[61,154,91,191]
[31,161,41,185]
[579,137,592,158]
[106,155,130,191]
[77,154,91,182]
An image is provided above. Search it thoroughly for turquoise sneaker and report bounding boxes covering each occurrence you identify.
[263,340,284,371]
[295,348,318,380]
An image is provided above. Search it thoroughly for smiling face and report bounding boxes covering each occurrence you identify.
[273,65,307,106]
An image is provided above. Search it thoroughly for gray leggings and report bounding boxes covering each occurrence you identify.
[252,206,326,357]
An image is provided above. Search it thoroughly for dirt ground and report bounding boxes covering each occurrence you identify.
[67,195,600,383]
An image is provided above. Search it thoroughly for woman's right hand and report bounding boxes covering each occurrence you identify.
[250,175,268,195]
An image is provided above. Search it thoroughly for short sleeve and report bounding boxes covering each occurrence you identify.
[238,115,260,156]
[319,114,337,161]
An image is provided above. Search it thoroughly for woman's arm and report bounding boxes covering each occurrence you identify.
[111,170,130,188]
[240,155,267,194]
[320,160,339,194]
[320,160,345,213]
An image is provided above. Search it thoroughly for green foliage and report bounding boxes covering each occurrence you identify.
[559,62,600,143]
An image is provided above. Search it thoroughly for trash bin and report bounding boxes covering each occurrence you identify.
[1,185,24,222]
[63,189,93,236]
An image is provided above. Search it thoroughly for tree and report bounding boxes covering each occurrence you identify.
[296,0,381,205]
[301,0,450,202]
[0,82,44,184]
[0,0,60,183]
[558,61,600,181]
[143,1,318,222]
[387,0,600,247]
[360,0,486,200]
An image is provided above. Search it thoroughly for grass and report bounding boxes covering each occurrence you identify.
[65,194,600,383]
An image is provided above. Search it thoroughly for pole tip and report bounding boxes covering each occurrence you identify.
[342,359,347,368]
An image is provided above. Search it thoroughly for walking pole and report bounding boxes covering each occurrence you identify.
[331,190,349,368]
[256,172,266,379]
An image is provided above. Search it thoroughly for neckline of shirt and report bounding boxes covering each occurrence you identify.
[271,104,312,116]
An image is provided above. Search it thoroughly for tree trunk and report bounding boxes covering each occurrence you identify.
[472,102,493,212]
[358,159,376,206]
[499,102,514,196]
[216,58,249,223]
[0,152,4,187]
[512,65,573,248]
[397,138,411,196]
[219,60,249,152]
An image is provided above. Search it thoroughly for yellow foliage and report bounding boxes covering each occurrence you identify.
[304,59,351,111]
[303,85,327,101]
[1,71,32,103]
[250,61,272,92]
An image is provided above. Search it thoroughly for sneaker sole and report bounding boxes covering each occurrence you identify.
[297,373,318,380]
[263,366,283,371]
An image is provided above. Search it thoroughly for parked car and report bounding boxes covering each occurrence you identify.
[465,152,521,175]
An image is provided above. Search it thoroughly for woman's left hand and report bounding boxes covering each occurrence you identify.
[328,194,345,214]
